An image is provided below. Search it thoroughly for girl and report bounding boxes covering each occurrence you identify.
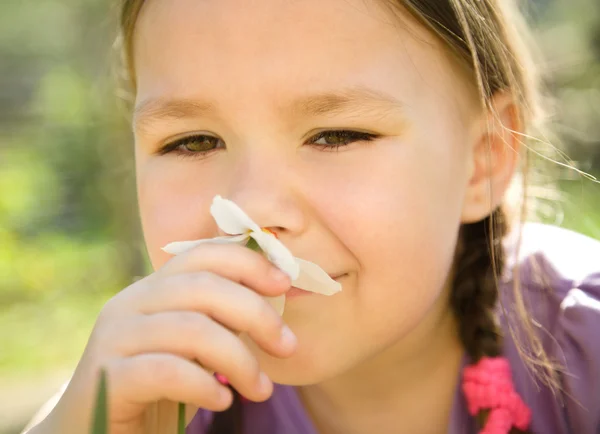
[24,0,600,433]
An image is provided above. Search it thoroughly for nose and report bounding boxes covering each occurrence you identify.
[221,152,306,238]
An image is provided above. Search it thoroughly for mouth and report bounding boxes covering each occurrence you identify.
[287,273,346,298]
[330,273,346,281]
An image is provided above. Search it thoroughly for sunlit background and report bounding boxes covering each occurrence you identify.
[1,0,599,433]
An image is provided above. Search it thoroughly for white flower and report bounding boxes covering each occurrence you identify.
[161,195,342,314]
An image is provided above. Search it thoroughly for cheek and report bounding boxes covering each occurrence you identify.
[318,134,467,273]
[338,143,464,319]
[135,155,222,270]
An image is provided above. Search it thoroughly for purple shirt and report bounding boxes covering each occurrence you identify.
[187,223,600,433]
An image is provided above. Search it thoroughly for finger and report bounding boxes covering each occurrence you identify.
[113,312,276,401]
[132,273,295,357]
[158,242,291,296]
[106,353,234,415]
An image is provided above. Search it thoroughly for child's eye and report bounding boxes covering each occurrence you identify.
[157,134,224,158]
[157,129,379,158]
[307,130,380,151]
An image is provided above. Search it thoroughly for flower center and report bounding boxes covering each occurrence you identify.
[261,227,278,239]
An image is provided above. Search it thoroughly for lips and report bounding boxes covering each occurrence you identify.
[287,273,346,298]
[330,273,346,280]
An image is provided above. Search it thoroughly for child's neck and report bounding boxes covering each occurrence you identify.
[297,295,463,434]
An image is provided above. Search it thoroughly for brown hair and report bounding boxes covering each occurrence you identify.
[116,0,560,432]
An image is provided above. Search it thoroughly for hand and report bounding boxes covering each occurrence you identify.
[34,243,296,434]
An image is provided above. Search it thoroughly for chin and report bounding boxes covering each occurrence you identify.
[261,356,336,386]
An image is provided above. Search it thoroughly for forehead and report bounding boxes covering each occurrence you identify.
[132,0,469,120]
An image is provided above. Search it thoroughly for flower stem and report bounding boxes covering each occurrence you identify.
[245,237,262,252]
[91,369,108,434]
[178,402,186,434]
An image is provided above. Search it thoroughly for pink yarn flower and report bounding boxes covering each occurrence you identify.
[215,373,249,403]
[462,357,531,434]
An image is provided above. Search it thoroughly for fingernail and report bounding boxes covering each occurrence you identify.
[270,267,290,285]
[279,324,297,350]
[218,386,232,405]
[257,371,272,394]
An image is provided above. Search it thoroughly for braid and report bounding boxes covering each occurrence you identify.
[451,208,529,434]
[451,209,505,361]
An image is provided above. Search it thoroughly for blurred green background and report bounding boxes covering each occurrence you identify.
[0,0,599,433]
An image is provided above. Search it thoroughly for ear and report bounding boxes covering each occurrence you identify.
[460,92,521,224]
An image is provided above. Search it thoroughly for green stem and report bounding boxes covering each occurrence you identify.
[178,402,186,434]
[91,369,108,434]
[245,236,262,252]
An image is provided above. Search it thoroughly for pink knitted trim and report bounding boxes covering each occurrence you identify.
[215,373,249,403]
[462,357,531,434]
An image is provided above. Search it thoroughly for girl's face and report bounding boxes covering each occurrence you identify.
[133,0,481,384]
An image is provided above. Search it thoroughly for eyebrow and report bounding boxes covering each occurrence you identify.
[133,85,406,134]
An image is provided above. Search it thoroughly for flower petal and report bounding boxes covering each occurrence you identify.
[210,195,261,235]
[292,258,343,295]
[264,295,286,316]
[250,230,300,280]
[162,234,249,255]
